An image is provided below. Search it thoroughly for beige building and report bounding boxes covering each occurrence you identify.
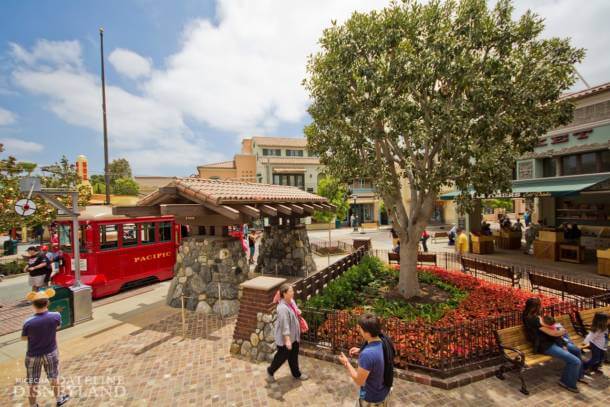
[198,136,383,225]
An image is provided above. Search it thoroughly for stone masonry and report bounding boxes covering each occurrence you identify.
[166,236,248,317]
[231,276,286,363]
[255,224,316,277]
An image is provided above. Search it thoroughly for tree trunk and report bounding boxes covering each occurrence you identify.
[397,238,420,298]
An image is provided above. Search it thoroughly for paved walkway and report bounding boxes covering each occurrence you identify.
[2,308,608,406]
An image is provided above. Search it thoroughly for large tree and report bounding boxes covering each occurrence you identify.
[304,0,584,298]
[108,158,132,184]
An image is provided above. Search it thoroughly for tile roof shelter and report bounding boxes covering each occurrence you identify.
[114,177,333,229]
[113,178,334,316]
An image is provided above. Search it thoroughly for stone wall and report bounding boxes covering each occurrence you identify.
[255,224,316,277]
[166,236,248,317]
[230,312,277,363]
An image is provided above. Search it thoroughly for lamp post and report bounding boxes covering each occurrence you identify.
[351,194,358,232]
[99,28,111,205]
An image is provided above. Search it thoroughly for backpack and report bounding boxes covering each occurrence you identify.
[360,333,396,388]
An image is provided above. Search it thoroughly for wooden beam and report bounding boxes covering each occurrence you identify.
[259,205,277,217]
[301,204,315,214]
[288,204,304,214]
[113,206,161,217]
[275,204,292,216]
[236,204,260,218]
[160,204,210,217]
[312,204,324,211]
[175,214,246,225]
[159,186,177,195]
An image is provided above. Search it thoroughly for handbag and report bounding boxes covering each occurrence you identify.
[287,301,309,333]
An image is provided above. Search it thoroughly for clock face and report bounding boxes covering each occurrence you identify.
[15,199,37,216]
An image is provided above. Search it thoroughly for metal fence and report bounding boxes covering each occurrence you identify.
[299,248,610,377]
[310,240,355,256]
[371,249,609,301]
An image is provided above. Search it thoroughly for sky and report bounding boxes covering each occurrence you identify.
[0,0,609,176]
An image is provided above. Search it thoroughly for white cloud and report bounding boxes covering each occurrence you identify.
[0,137,44,154]
[109,48,152,79]
[147,0,388,134]
[0,107,16,126]
[10,39,82,70]
[11,40,219,174]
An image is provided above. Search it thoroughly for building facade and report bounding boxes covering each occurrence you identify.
[198,136,383,225]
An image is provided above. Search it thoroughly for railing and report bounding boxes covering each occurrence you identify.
[310,241,354,256]
[293,246,366,302]
[371,249,609,300]
[301,296,604,377]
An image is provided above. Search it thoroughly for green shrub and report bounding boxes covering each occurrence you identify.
[0,260,27,276]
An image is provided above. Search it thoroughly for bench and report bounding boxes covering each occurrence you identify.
[432,231,448,243]
[576,306,610,333]
[528,272,609,301]
[361,222,378,230]
[495,315,587,395]
[460,257,519,288]
[387,252,437,266]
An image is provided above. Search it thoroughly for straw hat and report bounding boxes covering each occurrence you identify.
[26,288,56,301]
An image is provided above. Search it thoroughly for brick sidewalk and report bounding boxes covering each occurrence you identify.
[3,310,608,406]
[0,300,31,336]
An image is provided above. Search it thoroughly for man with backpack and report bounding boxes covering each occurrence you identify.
[339,313,394,406]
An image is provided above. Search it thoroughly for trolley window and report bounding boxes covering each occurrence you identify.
[159,222,172,242]
[122,223,138,247]
[57,224,87,253]
[100,224,119,250]
[141,223,156,244]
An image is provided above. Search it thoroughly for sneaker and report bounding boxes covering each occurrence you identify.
[578,375,593,384]
[56,394,70,406]
[266,373,275,383]
[558,381,579,393]
[295,373,309,381]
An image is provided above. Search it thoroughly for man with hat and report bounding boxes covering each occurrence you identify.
[21,288,70,407]
[24,246,50,293]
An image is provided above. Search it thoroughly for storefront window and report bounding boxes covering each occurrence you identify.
[542,158,556,178]
[580,152,597,174]
[561,155,578,176]
[601,150,610,173]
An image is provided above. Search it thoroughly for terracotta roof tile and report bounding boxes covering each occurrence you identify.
[561,82,610,101]
[139,177,327,205]
[197,160,236,169]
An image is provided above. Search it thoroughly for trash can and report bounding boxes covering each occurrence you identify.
[48,286,73,330]
[2,239,17,255]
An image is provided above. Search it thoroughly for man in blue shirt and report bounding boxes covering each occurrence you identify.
[339,314,391,406]
[21,288,70,407]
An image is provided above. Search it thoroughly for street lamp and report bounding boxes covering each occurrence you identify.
[351,194,358,231]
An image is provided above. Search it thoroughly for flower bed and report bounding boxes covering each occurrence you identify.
[301,258,569,373]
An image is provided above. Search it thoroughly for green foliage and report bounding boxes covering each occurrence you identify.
[305,256,385,310]
[112,178,140,196]
[108,158,132,184]
[0,260,27,276]
[482,199,513,211]
[313,175,349,223]
[304,257,467,322]
[303,0,584,296]
[19,162,37,175]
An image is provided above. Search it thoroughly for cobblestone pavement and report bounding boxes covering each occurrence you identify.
[3,311,609,407]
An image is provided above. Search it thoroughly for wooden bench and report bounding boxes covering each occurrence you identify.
[528,272,609,300]
[576,306,610,333]
[495,315,587,395]
[432,231,448,243]
[460,257,519,287]
[361,222,378,230]
[387,252,437,266]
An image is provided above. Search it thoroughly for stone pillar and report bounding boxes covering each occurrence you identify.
[231,276,286,363]
[255,224,316,276]
[166,236,248,317]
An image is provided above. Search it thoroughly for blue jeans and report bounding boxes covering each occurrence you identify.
[583,344,606,372]
[544,343,584,388]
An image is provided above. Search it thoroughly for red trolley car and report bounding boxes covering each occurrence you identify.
[52,210,180,299]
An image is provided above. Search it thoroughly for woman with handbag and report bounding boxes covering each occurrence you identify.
[266,283,309,382]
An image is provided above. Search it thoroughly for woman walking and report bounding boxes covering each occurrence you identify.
[522,297,586,392]
[267,283,309,382]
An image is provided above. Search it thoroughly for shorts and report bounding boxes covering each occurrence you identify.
[28,274,46,288]
[25,349,60,384]
[357,399,389,407]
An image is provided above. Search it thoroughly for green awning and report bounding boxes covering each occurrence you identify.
[440,174,610,201]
